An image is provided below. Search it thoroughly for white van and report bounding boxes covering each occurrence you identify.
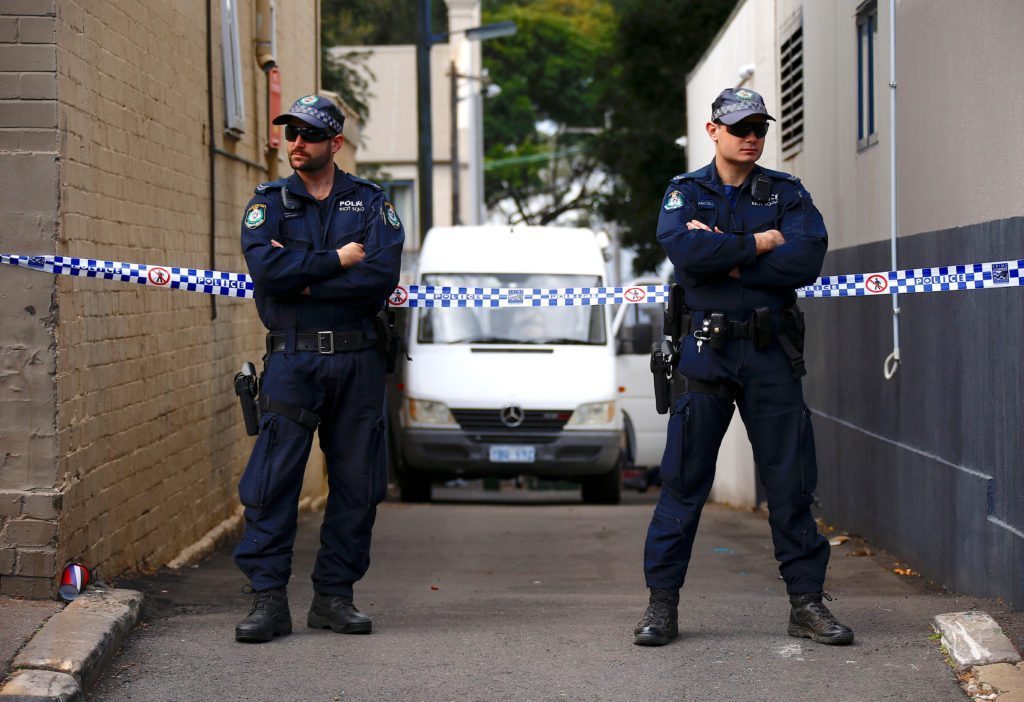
[390,226,625,503]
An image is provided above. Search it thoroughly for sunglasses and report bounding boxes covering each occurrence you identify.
[284,125,334,143]
[722,121,770,139]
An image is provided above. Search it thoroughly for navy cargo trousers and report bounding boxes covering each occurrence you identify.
[234,343,388,597]
[644,317,830,595]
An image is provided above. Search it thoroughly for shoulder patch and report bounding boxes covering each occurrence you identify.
[244,203,267,229]
[382,201,401,229]
[663,190,686,211]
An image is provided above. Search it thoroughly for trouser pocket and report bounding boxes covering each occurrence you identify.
[367,417,387,506]
[658,397,692,495]
[238,414,279,508]
[798,404,818,501]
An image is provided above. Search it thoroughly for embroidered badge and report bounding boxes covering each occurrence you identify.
[244,203,267,229]
[735,89,755,100]
[298,95,318,106]
[663,190,685,211]
[383,201,401,229]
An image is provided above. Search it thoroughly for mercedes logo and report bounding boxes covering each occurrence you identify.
[500,404,525,428]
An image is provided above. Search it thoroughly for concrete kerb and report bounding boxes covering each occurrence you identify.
[933,611,1022,669]
[0,588,142,700]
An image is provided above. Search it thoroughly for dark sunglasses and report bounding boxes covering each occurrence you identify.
[284,125,334,143]
[722,121,770,139]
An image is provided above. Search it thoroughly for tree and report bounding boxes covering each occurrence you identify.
[482,0,615,226]
[596,0,739,273]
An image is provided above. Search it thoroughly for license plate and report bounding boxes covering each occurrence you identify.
[489,445,536,463]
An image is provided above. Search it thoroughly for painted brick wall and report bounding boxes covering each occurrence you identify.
[0,0,325,597]
[0,0,60,598]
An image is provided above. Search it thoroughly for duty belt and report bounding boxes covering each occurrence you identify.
[266,329,376,355]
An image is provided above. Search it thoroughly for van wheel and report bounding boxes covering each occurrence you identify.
[399,466,432,503]
[581,461,622,505]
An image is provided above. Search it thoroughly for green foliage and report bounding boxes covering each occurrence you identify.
[596,0,739,273]
[321,48,374,122]
[321,0,448,47]
[482,0,615,224]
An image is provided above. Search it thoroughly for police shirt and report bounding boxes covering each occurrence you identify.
[240,167,405,331]
[657,159,828,313]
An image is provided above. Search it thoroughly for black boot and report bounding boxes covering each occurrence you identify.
[235,587,292,643]
[307,592,372,634]
[788,593,854,645]
[633,588,679,646]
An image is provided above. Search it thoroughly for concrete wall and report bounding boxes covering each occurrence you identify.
[1,0,328,597]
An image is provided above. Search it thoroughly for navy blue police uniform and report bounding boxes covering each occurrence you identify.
[234,164,404,598]
[643,158,830,596]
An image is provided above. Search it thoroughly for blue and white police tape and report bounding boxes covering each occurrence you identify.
[0,254,253,298]
[2,254,1021,307]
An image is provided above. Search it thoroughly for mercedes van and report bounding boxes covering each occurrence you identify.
[390,226,625,503]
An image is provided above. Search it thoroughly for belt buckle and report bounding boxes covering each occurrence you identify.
[317,331,334,355]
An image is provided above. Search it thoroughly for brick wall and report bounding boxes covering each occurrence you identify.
[0,0,60,598]
[1,0,327,597]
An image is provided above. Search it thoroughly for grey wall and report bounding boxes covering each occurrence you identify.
[804,216,1024,606]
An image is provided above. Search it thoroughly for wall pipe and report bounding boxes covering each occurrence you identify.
[883,0,901,379]
[206,0,217,321]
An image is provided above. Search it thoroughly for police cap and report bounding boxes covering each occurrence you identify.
[272,95,345,134]
[711,88,776,125]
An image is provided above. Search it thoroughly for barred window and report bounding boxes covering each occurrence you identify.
[779,11,804,157]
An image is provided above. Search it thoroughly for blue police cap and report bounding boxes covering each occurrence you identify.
[272,95,346,134]
[711,88,776,125]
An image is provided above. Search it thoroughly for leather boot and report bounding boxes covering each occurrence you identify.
[788,592,854,645]
[307,592,373,634]
[235,587,292,643]
[633,588,679,646]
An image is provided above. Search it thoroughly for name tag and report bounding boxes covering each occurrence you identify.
[697,201,716,210]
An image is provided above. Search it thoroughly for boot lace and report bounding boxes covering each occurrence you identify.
[242,585,275,613]
[641,600,674,629]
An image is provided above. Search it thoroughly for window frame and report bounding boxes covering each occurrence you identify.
[856,0,879,151]
[221,0,246,137]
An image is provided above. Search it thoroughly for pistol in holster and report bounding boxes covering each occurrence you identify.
[374,308,409,374]
[234,361,260,436]
[650,284,689,415]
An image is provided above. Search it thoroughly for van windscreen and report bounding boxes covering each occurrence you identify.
[417,274,606,346]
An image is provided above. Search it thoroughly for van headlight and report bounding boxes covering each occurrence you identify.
[407,398,457,426]
[566,401,616,426]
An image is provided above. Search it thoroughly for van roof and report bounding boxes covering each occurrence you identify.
[418,226,607,276]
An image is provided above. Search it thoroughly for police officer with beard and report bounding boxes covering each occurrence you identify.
[634,88,853,647]
[233,95,404,643]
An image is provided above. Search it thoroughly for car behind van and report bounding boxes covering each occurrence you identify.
[389,226,625,504]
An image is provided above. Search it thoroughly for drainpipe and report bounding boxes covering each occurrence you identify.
[206,0,217,320]
[883,0,900,379]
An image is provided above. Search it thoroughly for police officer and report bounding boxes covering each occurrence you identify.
[233,95,404,643]
[634,88,853,647]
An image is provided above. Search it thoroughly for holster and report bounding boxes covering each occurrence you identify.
[233,362,260,436]
[651,340,674,415]
[373,308,408,374]
[779,303,807,377]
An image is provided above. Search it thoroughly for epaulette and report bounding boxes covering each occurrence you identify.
[349,174,383,192]
[254,178,287,194]
[670,171,698,182]
[757,167,801,183]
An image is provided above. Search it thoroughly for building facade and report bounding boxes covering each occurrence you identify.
[0,0,349,597]
[687,0,1024,606]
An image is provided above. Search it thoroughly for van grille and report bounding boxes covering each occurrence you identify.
[451,409,572,432]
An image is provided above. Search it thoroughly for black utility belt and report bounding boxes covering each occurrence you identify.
[266,329,376,355]
[689,308,778,350]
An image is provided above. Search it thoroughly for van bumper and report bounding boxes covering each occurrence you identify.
[399,429,621,478]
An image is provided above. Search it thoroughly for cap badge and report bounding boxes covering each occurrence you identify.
[735,89,756,100]
[298,95,318,106]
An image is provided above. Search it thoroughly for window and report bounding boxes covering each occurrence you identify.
[857,1,878,149]
[779,11,804,157]
[221,0,246,136]
[382,180,417,248]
